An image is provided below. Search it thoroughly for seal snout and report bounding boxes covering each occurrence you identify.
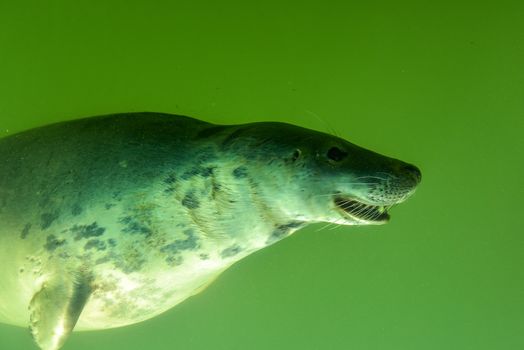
[400,163,422,185]
[355,160,421,209]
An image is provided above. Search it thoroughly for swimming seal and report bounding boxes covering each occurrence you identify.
[0,112,421,349]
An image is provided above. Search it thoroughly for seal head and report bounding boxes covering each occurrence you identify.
[218,122,421,225]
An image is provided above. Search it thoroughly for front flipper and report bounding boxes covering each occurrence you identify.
[29,271,93,350]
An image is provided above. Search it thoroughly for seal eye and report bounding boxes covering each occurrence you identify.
[327,147,348,162]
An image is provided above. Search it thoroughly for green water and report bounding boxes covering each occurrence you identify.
[0,1,522,349]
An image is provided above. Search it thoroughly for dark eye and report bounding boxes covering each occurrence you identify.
[327,146,348,162]
[291,149,301,162]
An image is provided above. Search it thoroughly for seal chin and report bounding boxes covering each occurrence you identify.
[334,196,390,224]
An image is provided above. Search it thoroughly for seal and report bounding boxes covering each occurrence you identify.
[0,112,421,350]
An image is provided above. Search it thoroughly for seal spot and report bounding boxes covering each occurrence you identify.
[161,229,199,253]
[221,244,242,258]
[165,255,183,267]
[71,204,83,216]
[20,223,32,239]
[72,222,106,241]
[164,187,176,194]
[120,216,132,226]
[182,191,200,209]
[210,180,222,199]
[44,235,66,252]
[194,147,218,163]
[181,167,201,180]
[181,165,213,180]
[116,250,146,273]
[161,229,199,266]
[232,166,248,179]
[119,216,152,236]
[164,174,177,185]
[163,175,178,194]
[40,212,59,230]
[84,239,107,251]
[95,256,112,265]
[112,191,123,202]
[200,167,214,178]
[267,221,305,243]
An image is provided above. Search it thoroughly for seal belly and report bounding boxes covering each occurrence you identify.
[0,225,37,327]
[76,255,230,330]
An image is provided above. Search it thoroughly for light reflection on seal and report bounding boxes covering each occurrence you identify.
[0,112,421,350]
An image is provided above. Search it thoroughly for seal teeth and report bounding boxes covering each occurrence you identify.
[334,197,390,222]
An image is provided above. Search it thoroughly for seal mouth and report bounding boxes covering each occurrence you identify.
[334,196,390,223]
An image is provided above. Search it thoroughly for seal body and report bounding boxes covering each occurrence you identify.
[0,112,420,349]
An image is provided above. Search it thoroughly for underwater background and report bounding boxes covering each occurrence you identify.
[0,0,522,349]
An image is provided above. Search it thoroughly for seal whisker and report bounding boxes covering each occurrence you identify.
[328,218,344,230]
[316,222,334,232]
[352,175,390,182]
[330,182,379,186]
[304,109,339,137]
[354,204,371,217]
[375,171,400,179]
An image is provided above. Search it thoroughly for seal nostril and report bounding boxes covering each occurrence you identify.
[402,164,422,183]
